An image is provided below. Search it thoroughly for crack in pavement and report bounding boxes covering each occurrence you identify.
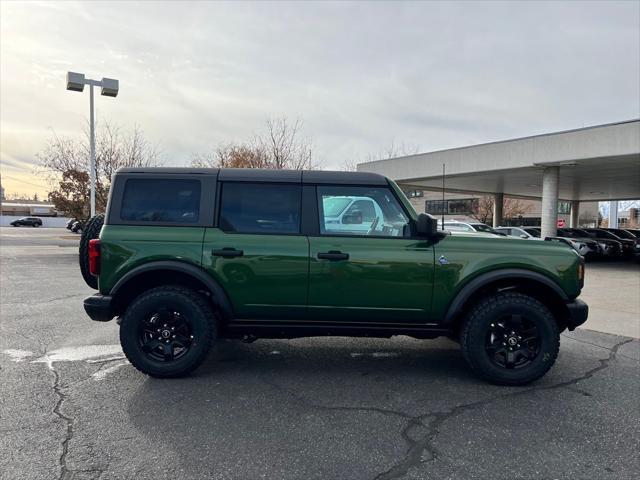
[561,332,635,351]
[373,337,634,480]
[261,376,420,421]
[46,354,117,480]
[42,354,128,479]
[2,293,87,307]
[50,363,74,480]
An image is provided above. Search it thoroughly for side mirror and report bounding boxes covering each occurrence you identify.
[415,213,438,237]
[520,234,528,239]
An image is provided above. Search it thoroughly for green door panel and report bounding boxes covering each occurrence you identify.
[202,229,309,319]
[99,225,206,294]
[308,236,435,323]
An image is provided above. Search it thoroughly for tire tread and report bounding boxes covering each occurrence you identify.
[460,292,560,385]
[120,285,216,378]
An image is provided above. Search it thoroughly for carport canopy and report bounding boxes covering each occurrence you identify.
[357,120,640,237]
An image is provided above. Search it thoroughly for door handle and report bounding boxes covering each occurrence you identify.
[317,251,349,261]
[212,248,244,258]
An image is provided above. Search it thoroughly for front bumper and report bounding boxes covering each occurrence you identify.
[84,294,115,322]
[565,299,589,331]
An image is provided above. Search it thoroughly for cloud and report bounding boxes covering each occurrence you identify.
[1,0,638,194]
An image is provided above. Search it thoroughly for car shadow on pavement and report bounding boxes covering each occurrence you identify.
[125,337,486,479]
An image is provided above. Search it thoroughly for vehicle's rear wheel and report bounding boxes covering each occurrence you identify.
[119,286,217,378]
[79,214,104,289]
[460,292,559,386]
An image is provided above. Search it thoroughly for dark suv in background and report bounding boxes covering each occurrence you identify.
[583,228,637,258]
[9,217,43,227]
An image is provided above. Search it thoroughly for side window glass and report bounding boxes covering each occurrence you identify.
[343,200,377,223]
[121,179,201,223]
[318,186,409,237]
[219,183,301,234]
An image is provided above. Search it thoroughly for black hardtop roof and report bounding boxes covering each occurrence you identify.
[116,167,389,185]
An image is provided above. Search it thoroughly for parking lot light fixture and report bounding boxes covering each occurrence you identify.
[66,71,119,217]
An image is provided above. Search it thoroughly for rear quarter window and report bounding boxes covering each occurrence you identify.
[120,179,201,223]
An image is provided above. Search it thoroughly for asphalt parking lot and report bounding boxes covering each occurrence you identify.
[1,227,639,480]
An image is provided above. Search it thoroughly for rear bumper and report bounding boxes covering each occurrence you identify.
[566,299,588,331]
[84,294,115,322]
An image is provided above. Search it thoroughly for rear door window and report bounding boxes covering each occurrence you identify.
[219,182,302,234]
[120,179,201,223]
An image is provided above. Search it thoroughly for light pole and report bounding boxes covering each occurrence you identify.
[66,72,119,217]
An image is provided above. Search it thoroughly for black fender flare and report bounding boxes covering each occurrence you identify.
[443,268,569,326]
[110,260,233,320]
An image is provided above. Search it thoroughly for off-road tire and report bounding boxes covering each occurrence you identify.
[120,286,217,378]
[79,214,104,289]
[460,292,560,386]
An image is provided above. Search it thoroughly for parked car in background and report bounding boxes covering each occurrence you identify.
[604,228,640,258]
[495,226,541,240]
[558,228,621,258]
[70,220,84,233]
[66,218,77,230]
[584,228,636,257]
[521,227,600,259]
[623,228,640,239]
[9,217,43,227]
[440,220,505,236]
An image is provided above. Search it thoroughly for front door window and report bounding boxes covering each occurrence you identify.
[318,186,410,237]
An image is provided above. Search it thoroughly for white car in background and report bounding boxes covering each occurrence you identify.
[495,226,542,240]
[439,220,505,236]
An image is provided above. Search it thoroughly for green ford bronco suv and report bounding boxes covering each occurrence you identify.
[81,168,587,385]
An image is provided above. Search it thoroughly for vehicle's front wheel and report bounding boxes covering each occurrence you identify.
[120,286,217,378]
[460,292,559,386]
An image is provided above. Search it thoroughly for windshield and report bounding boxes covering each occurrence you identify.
[610,229,635,239]
[588,229,619,240]
[445,223,473,232]
[471,224,493,233]
[559,229,581,238]
[322,197,352,217]
[524,228,540,238]
[388,179,418,221]
[571,229,593,237]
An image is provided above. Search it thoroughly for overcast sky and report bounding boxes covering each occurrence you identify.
[1,0,639,196]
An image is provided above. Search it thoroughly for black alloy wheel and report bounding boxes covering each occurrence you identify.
[139,308,194,362]
[120,286,216,378]
[485,314,540,369]
[460,292,560,385]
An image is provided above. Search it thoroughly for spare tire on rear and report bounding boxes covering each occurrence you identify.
[79,214,104,289]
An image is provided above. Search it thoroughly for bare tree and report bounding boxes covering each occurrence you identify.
[340,157,359,172]
[193,143,269,169]
[342,140,421,171]
[192,117,316,170]
[469,196,532,224]
[37,120,162,217]
[366,140,421,162]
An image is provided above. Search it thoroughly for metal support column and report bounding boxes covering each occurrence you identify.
[541,166,559,238]
[492,193,504,228]
[570,201,580,228]
[608,201,618,228]
[89,84,96,217]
